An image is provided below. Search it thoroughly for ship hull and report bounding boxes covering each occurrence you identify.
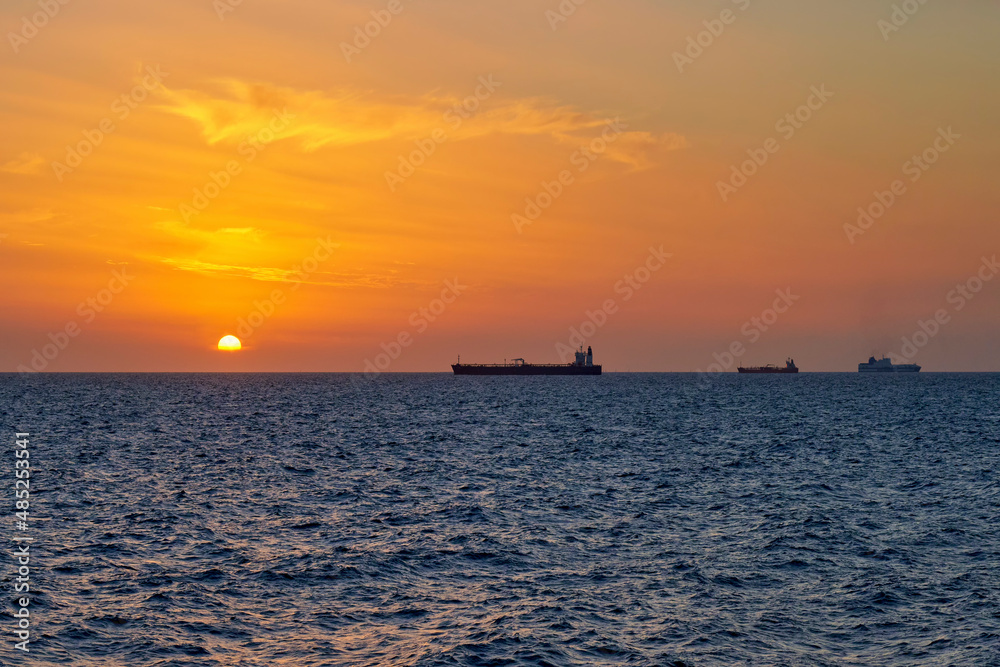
[859,368,921,373]
[452,364,602,376]
[858,360,922,372]
[737,368,799,374]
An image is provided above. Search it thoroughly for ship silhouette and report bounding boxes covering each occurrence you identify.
[737,358,799,374]
[452,346,602,375]
[858,355,921,373]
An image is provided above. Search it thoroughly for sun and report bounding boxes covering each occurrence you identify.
[217,335,242,351]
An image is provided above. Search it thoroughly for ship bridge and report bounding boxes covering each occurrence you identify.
[573,346,595,367]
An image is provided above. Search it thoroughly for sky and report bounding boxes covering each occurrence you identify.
[1,0,999,372]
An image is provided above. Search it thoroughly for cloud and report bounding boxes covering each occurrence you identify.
[1,153,45,176]
[0,209,55,224]
[151,220,266,245]
[217,227,260,235]
[156,256,396,288]
[156,79,686,167]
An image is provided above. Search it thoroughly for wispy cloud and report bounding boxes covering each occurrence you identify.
[0,209,55,224]
[151,220,267,244]
[156,80,686,167]
[157,256,398,288]
[1,153,45,176]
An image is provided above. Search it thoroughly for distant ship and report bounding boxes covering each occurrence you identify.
[858,355,921,373]
[452,346,602,375]
[737,358,799,374]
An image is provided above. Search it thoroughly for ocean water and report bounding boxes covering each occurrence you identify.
[2,373,1000,666]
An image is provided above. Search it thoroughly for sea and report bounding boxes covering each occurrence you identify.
[2,373,999,666]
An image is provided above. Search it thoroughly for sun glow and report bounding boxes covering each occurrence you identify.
[217,335,242,351]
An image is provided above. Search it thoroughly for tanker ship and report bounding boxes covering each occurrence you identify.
[737,358,799,374]
[452,346,602,375]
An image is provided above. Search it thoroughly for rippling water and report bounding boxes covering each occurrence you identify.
[2,373,1000,666]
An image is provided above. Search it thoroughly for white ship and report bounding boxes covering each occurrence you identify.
[858,355,921,373]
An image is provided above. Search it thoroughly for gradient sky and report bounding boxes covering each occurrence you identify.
[2,0,999,371]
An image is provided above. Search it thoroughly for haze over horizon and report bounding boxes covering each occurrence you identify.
[2,0,998,372]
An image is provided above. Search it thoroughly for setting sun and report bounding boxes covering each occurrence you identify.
[217,335,242,352]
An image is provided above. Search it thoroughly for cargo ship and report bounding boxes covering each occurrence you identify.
[452,346,602,375]
[737,358,799,374]
[858,355,921,373]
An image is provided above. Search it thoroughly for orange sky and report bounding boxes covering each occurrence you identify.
[2,0,999,371]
